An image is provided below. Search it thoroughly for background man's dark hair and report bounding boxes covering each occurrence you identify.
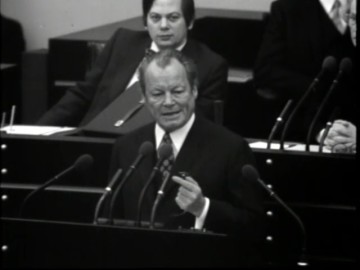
[142,0,195,27]
[138,49,199,94]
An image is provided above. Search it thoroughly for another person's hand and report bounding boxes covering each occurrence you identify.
[172,175,206,217]
[324,120,356,153]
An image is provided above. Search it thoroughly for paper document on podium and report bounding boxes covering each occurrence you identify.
[250,141,331,153]
[0,125,76,136]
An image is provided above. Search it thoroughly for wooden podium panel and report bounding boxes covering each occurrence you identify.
[0,134,357,267]
[1,217,259,268]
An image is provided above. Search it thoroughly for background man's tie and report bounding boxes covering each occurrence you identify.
[330,0,347,34]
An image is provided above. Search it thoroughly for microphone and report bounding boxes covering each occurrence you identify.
[267,99,293,149]
[108,141,154,224]
[280,56,337,150]
[242,164,308,267]
[149,171,172,229]
[93,168,123,224]
[136,143,173,227]
[318,107,340,153]
[305,58,352,151]
[19,154,94,218]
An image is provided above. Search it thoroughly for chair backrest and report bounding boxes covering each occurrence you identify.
[86,41,106,71]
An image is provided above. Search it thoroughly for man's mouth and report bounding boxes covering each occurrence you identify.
[162,111,180,117]
[158,35,173,40]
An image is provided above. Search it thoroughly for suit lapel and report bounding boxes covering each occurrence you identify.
[303,0,323,61]
[109,34,151,101]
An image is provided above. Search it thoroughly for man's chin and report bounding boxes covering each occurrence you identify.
[159,119,184,132]
[156,41,175,49]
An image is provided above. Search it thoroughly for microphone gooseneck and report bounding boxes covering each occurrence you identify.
[149,171,172,229]
[267,99,293,149]
[305,58,352,152]
[108,141,154,225]
[136,143,172,227]
[93,168,123,224]
[280,56,337,150]
[242,164,309,267]
[19,154,94,218]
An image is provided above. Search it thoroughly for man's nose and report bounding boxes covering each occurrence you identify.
[160,18,169,29]
[163,92,175,105]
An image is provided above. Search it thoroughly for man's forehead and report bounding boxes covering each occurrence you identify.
[149,0,183,14]
[146,58,185,75]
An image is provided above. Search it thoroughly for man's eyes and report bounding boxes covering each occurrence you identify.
[150,14,161,22]
[149,13,181,22]
[168,14,180,22]
[150,91,163,97]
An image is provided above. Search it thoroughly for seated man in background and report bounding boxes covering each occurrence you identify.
[253,0,356,141]
[38,0,228,127]
[108,49,264,241]
[1,13,26,123]
[320,0,357,153]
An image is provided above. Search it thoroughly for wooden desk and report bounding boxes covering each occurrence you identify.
[0,133,356,266]
[2,217,257,268]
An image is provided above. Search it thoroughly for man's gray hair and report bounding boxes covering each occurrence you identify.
[138,49,199,94]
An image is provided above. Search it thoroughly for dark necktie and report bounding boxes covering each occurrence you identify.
[145,48,156,57]
[158,133,175,180]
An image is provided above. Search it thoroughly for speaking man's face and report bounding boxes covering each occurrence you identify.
[146,0,192,50]
[143,59,197,132]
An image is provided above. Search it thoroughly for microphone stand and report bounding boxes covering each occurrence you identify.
[318,107,340,153]
[257,178,308,267]
[93,168,123,224]
[19,165,75,218]
[149,172,171,229]
[267,100,293,149]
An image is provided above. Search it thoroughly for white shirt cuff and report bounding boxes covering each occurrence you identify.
[194,197,210,230]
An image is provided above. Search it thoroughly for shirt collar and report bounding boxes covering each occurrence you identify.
[320,0,337,13]
[150,39,187,52]
[319,0,348,14]
[155,113,195,157]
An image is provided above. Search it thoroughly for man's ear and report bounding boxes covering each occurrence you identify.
[193,86,198,99]
[188,20,194,30]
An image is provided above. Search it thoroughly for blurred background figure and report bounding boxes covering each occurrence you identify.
[1,13,26,123]
[253,0,356,142]
[321,0,357,154]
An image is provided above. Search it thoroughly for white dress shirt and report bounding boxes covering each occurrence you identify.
[154,114,210,230]
[319,0,349,34]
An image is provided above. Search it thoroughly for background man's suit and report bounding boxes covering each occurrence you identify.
[38,28,228,126]
[253,0,356,140]
[108,116,264,236]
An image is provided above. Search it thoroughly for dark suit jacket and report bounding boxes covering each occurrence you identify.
[38,28,228,126]
[254,0,355,100]
[253,0,356,140]
[108,115,264,236]
[1,14,25,64]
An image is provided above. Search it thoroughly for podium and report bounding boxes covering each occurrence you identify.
[1,133,357,267]
[1,217,259,268]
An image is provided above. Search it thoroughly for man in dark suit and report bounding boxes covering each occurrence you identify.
[108,49,264,238]
[253,0,356,141]
[1,13,26,123]
[38,0,228,127]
